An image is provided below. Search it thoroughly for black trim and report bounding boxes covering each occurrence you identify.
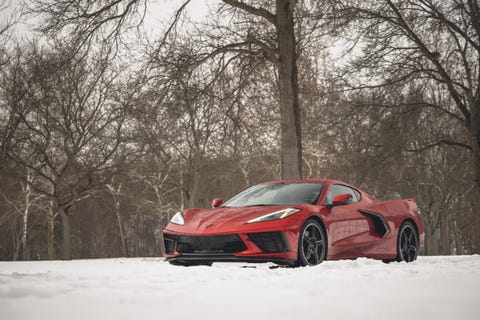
[247,232,291,253]
[358,209,391,238]
[164,234,176,254]
[174,234,247,254]
[166,254,295,266]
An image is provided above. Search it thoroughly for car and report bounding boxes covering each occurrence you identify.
[163,179,424,267]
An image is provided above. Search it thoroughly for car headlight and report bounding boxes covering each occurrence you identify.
[170,211,184,225]
[246,208,300,224]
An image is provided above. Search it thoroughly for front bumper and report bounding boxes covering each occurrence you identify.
[163,231,297,265]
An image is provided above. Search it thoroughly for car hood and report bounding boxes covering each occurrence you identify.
[165,205,304,234]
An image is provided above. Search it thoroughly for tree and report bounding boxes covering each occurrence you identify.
[105,181,129,257]
[0,0,21,162]
[30,0,305,179]
[3,41,129,259]
[0,0,18,67]
[1,170,45,260]
[219,0,302,179]
[337,0,480,252]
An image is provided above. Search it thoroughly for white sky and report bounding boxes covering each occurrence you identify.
[1,0,219,38]
[1,0,347,68]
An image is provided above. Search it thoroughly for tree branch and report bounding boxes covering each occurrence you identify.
[222,0,277,26]
[385,0,472,125]
[403,140,472,153]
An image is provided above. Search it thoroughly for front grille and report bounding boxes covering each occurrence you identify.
[174,235,247,254]
[247,232,290,253]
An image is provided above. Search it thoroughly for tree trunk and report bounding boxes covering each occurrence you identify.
[425,228,438,255]
[158,214,167,257]
[440,211,450,255]
[470,104,480,254]
[473,161,480,254]
[60,209,71,260]
[454,221,464,255]
[114,201,129,257]
[47,212,55,260]
[22,172,32,261]
[180,166,186,210]
[12,229,21,261]
[276,0,302,180]
[188,160,200,208]
[22,211,28,261]
[106,183,129,257]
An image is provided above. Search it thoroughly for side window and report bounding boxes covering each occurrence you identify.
[324,185,360,205]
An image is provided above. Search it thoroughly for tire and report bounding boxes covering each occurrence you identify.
[296,219,327,266]
[396,221,419,262]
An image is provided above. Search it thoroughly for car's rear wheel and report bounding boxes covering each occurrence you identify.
[396,221,418,262]
[296,219,326,267]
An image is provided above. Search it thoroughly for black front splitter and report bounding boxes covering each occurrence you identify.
[166,254,295,267]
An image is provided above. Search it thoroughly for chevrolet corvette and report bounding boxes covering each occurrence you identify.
[163,179,424,266]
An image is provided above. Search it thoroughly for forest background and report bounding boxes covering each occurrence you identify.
[0,0,478,260]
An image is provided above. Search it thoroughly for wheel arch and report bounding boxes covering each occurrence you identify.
[402,217,419,235]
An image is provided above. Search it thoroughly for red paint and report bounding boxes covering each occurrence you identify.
[211,198,223,208]
[331,193,352,204]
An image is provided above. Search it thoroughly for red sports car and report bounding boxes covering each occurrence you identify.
[163,179,424,267]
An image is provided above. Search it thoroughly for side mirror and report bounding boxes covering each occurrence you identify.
[328,194,353,207]
[211,198,223,208]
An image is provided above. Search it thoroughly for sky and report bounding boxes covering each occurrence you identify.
[1,0,219,38]
[1,0,346,68]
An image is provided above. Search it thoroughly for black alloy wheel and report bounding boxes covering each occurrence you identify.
[296,219,327,266]
[396,221,419,262]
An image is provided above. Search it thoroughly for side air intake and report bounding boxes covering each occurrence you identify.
[358,209,391,238]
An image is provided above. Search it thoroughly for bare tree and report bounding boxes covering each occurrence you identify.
[0,1,22,163]
[29,0,311,179]
[105,181,129,257]
[3,41,129,259]
[316,78,474,254]
[28,0,190,57]
[215,0,302,179]
[334,0,480,251]
[1,170,46,260]
[0,0,19,67]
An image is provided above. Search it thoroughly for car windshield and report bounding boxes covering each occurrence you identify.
[222,182,324,207]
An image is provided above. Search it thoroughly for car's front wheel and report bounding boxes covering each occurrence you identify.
[296,219,327,266]
[396,221,419,262]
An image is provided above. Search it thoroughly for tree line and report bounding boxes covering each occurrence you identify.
[0,0,478,260]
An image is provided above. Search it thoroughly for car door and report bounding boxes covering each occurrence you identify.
[324,184,372,259]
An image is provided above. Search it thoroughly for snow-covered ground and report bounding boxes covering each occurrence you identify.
[1,256,479,320]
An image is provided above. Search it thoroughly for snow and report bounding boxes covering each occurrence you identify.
[1,256,479,320]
